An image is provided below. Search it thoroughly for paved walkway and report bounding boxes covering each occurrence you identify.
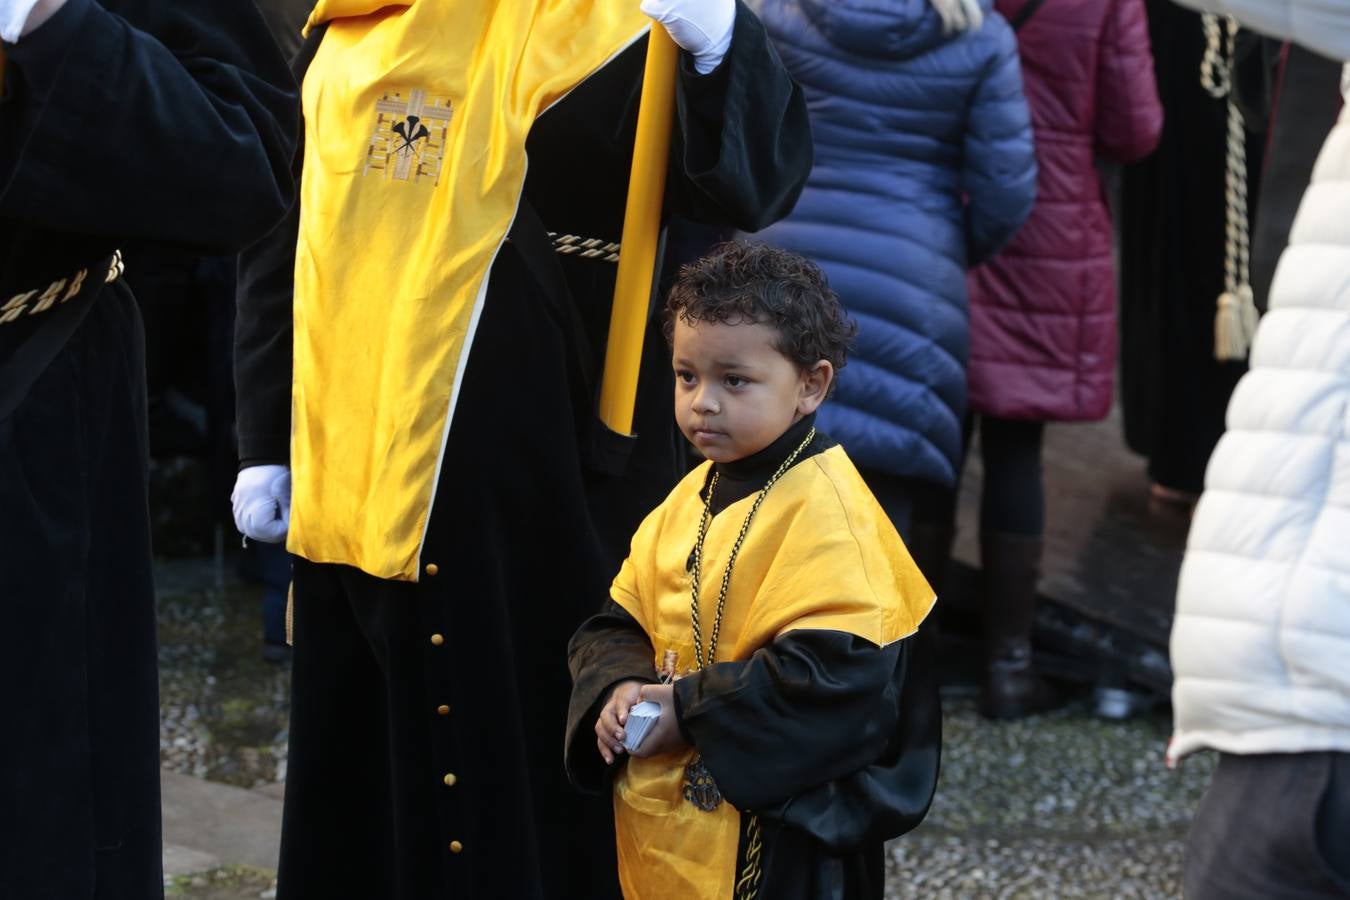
[163,771,281,878]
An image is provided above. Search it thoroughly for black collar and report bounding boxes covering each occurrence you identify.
[702,413,834,516]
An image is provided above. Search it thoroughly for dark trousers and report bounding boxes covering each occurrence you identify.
[0,284,162,900]
[903,414,1046,543]
[973,416,1044,538]
[253,540,291,645]
[1186,751,1350,899]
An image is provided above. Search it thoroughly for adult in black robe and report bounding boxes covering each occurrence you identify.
[232,5,811,897]
[0,1,296,897]
[1117,1,1264,495]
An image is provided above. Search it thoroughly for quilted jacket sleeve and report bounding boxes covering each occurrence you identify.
[1169,0,1350,61]
[961,24,1037,266]
[1094,0,1163,164]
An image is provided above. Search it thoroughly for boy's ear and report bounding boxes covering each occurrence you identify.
[798,360,834,416]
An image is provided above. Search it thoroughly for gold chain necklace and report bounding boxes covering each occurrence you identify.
[681,425,816,844]
[689,426,816,670]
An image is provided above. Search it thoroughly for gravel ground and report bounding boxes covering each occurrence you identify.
[158,560,290,789]
[888,831,1186,899]
[884,696,1214,899]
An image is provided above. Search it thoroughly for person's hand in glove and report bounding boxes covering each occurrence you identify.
[232,464,291,544]
[641,0,735,75]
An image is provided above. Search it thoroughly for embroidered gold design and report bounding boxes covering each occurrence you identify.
[682,754,722,812]
[734,816,764,900]
[364,89,454,185]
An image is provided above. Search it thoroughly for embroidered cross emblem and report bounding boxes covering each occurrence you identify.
[364,89,454,185]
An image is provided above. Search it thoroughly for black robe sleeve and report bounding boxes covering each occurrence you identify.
[0,0,297,250]
[673,630,940,850]
[665,0,812,231]
[233,26,325,465]
[524,0,811,238]
[564,600,659,793]
[754,634,941,851]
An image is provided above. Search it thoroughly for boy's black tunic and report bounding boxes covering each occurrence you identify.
[233,5,811,898]
[0,1,296,897]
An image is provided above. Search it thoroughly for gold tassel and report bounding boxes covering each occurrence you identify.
[1203,14,1258,362]
[1214,285,1258,361]
[285,581,295,647]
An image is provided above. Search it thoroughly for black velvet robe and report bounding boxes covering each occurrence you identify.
[0,1,296,897]
[233,6,813,898]
[1117,2,1262,492]
[567,418,942,899]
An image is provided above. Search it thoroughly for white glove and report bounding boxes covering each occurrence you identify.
[1,0,68,42]
[929,0,983,34]
[232,464,292,544]
[641,0,735,75]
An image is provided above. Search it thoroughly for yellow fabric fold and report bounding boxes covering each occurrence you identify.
[288,0,650,579]
[609,444,935,899]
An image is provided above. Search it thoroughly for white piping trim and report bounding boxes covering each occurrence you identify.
[414,236,502,580]
[538,24,653,118]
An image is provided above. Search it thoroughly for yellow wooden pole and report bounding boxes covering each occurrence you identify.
[596,25,679,437]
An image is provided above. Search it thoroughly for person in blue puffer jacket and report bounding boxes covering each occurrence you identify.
[746,0,1036,538]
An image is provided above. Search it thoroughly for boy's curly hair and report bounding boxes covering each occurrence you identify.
[663,242,857,395]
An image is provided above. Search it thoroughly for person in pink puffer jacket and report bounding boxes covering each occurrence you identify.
[939,0,1163,719]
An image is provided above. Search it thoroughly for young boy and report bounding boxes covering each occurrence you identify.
[566,242,941,899]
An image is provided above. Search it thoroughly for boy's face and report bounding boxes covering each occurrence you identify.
[672,317,832,464]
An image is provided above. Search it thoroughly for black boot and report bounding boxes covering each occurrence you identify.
[979,531,1057,720]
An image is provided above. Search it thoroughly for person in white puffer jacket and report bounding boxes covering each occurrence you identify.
[1167,2,1350,896]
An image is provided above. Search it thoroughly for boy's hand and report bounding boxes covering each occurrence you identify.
[595,679,645,765]
[629,683,691,758]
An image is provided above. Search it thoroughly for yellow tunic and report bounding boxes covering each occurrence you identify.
[610,444,935,899]
[287,0,650,580]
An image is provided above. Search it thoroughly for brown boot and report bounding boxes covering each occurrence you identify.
[979,531,1057,720]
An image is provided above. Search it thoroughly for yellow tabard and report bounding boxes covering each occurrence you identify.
[287,0,650,580]
[610,445,935,899]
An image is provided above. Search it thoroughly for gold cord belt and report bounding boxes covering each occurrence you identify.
[1,250,124,327]
[549,232,620,263]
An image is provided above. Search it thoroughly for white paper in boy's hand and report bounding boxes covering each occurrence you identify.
[622,700,662,753]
